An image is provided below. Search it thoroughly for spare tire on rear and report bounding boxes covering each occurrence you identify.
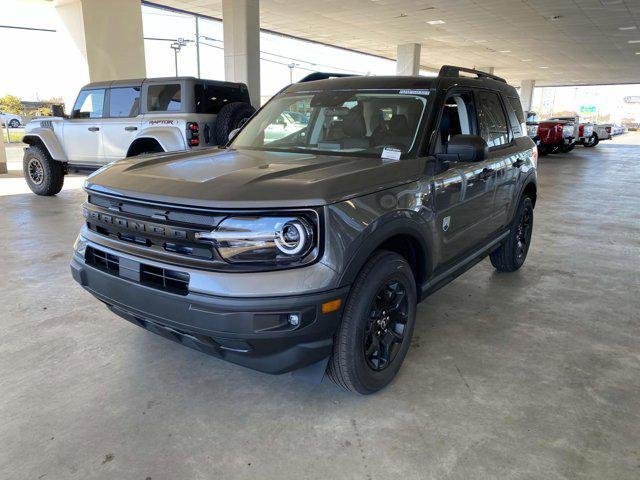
[214,102,255,146]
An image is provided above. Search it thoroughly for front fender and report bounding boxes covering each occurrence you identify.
[22,129,67,161]
[134,126,186,153]
[324,182,435,290]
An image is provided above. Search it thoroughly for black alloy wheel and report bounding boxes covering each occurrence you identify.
[27,157,44,185]
[363,280,409,371]
[514,203,533,264]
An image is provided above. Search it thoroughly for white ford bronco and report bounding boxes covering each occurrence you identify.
[22,77,255,195]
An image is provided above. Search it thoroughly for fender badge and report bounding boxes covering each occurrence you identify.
[443,216,451,232]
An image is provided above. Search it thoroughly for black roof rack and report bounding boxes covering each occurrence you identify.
[297,72,359,83]
[438,65,507,83]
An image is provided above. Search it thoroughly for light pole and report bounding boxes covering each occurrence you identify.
[288,63,299,84]
[170,38,188,77]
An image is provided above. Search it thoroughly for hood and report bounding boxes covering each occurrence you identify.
[85,147,426,208]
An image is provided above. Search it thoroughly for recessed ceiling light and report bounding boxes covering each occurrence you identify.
[521,59,532,62]
[619,26,637,31]
[426,20,445,25]
[628,40,640,43]
[539,66,549,69]
[499,50,512,53]
[636,52,640,55]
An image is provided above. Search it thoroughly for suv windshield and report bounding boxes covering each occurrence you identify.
[231,90,428,157]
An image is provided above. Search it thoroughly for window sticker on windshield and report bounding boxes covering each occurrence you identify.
[399,89,430,95]
[381,147,402,161]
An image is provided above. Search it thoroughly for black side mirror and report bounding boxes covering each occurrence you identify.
[445,134,489,162]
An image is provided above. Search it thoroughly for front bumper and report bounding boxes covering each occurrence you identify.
[70,248,349,375]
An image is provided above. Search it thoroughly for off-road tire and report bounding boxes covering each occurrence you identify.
[490,196,534,272]
[583,133,599,148]
[214,102,255,146]
[23,145,64,196]
[327,250,417,394]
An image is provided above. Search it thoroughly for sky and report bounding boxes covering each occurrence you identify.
[1,0,639,123]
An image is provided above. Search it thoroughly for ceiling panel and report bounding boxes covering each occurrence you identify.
[150,0,640,85]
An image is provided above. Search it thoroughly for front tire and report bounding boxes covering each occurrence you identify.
[490,196,534,272]
[327,250,417,394]
[23,145,65,196]
[9,119,20,128]
[559,143,574,153]
[583,133,599,147]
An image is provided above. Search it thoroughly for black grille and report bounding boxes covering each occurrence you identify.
[88,194,224,226]
[141,264,190,295]
[85,246,119,274]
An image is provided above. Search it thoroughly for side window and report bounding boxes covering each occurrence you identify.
[506,96,525,137]
[263,98,310,144]
[72,89,105,119]
[109,87,141,118]
[476,90,509,148]
[147,84,181,112]
[435,92,475,154]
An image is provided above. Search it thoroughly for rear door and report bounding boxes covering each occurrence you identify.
[63,89,105,164]
[101,85,143,160]
[474,89,518,231]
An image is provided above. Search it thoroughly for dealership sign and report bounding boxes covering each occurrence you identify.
[580,105,597,114]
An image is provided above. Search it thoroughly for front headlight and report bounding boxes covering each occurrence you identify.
[195,215,317,266]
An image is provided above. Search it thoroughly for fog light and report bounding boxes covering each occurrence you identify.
[288,313,300,326]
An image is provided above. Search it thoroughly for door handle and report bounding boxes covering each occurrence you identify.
[88,127,99,132]
[125,126,138,132]
[512,159,525,168]
[479,168,495,180]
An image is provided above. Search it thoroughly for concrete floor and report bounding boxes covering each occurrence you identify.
[1,136,639,480]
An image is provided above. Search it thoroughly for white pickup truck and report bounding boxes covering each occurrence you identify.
[22,77,255,195]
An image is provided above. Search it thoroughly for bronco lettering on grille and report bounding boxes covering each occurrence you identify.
[86,209,188,239]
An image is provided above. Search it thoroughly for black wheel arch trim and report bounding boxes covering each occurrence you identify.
[336,214,433,294]
[508,172,537,222]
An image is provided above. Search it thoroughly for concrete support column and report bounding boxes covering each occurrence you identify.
[222,0,260,107]
[520,79,535,112]
[476,66,495,74]
[54,0,146,82]
[0,125,7,175]
[396,43,421,76]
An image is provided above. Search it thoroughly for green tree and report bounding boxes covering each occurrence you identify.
[0,94,22,114]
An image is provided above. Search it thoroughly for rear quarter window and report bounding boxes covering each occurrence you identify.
[147,84,181,112]
[505,96,525,137]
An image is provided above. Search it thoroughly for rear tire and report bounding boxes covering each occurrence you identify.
[490,196,534,272]
[214,102,255,146]
[23,145,64,196]
[327,250,417,394]
[9,119,20,128]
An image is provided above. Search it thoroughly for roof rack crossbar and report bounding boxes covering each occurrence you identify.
[297,72,359,83]
[438,65,506,83]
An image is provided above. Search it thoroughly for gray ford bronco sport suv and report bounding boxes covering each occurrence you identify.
[71,66,537,394]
